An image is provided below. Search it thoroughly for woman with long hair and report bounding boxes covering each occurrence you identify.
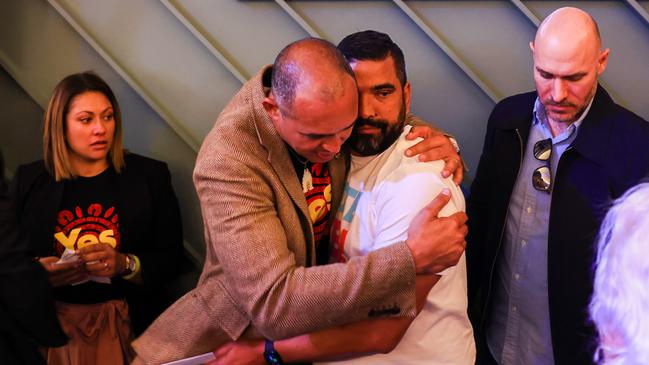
[11,72,183,364]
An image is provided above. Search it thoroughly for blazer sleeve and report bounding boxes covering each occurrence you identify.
[9,164,28,220]
[132,161,184,288]
[194,151,417,340]
[0,174,67,350]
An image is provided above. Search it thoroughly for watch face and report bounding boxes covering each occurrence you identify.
[448,137,460,153]
[127,255,136,271]
[264,351,282,364]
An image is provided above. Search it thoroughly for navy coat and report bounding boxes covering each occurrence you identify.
[467,85,649,364]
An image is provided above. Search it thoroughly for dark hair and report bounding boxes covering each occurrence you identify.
[272,38,354,109]
[338,30,407,87]
[43,71,124,181]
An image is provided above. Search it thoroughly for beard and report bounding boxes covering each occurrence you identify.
[542,86,596,124]
[348,99,407,156]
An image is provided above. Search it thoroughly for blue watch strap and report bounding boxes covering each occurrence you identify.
[264,339,284,365]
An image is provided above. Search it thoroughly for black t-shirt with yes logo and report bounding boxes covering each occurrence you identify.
[53,167,124,304]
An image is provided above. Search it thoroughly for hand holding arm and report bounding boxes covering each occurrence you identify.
[193,152,418,340]
[209,340,265,365]
[405,190,468,274]
[210,274,440,365]
[405,125,464,185]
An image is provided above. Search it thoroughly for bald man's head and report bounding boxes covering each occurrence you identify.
[534,7,602,53]
[271,38,355,114]
[263,38,359,163]
[530,7,610,126]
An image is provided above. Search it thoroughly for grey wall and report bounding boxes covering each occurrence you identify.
[0,67,43,180]
[2,0,649,268]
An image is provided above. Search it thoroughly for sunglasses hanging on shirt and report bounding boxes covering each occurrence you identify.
[533,138,553,193]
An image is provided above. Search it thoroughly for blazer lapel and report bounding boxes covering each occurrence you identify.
[33,178,63,256]
[249,67,313,244]
[569,85,614,166]
[111,164,140,247]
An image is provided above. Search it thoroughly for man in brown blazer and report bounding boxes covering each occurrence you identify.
[132,38,466,364]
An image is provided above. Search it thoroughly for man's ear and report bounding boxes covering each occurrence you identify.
[263,92,281,123]
[597,48,610,76]
[403,81,412,114]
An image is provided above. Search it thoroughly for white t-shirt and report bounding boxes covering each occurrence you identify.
[324,125,475,365]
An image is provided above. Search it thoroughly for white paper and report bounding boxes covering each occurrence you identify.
[55,248,111,285]
[162,352,216,365]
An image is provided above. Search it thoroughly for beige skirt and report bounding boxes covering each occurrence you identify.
[48,299,136,365]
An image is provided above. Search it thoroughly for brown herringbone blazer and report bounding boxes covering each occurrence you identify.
[132,66,417,363]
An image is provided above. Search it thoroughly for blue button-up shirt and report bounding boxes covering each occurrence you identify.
[486,98,592,365]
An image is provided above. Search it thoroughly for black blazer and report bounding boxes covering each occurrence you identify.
[0,165,66,364]
[467,85,649,364]
[11,153,184,335]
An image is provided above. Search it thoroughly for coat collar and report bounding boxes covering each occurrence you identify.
[497,84,615,166]
[569,84,616,166]
[249,66,312,234]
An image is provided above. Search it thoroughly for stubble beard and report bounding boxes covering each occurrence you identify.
[543,83,597,125]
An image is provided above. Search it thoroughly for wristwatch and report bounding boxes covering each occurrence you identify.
[263,339,284,365]
[447,136,461,154]
[124,254,136,274]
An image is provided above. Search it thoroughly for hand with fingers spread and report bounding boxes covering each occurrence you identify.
[406,189,468,274]
[208,340,265,365]
[77,243,127,278]
[405,125,464,185]
[39,256,87,287]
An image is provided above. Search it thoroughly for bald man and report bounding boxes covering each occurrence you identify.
[467,7,649,365]
[132,38,466,364]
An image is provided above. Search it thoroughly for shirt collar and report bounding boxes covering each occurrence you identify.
[533,96,594,133]
[532,97,595,139]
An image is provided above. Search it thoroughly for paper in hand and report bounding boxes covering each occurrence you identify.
[56,248,111,285]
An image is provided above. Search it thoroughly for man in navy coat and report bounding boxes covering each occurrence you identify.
[467,7,649,365]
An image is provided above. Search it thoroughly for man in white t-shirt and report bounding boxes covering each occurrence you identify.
[208,30,474,365]
[324,30,474,364]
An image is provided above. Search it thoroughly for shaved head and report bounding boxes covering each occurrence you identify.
[272,38,355,115]
[530,7,609,130]
[534,7,602,62]
[264,38,359,163]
